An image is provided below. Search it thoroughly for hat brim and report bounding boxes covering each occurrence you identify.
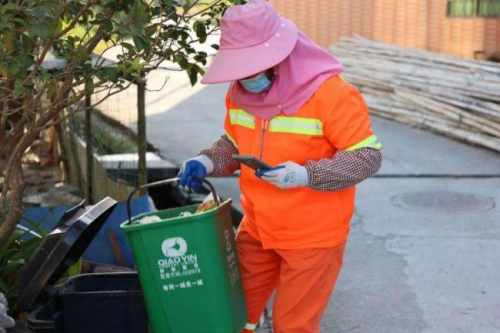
[201,18,299,84]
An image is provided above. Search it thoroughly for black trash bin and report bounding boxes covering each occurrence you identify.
[16,197,149,333]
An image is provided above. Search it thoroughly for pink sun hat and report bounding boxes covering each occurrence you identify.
[201,0,299,84]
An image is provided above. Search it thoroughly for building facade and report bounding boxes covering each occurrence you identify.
[270,0,500,59]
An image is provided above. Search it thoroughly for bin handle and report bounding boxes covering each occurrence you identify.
[126,177,221,225]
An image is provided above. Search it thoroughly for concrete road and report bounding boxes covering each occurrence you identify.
[142,71,500,333]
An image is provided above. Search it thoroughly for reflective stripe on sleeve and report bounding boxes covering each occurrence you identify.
[345,134,383,151]
[244,323,258,331]
[229,109,255,129]
[269,116,323,136]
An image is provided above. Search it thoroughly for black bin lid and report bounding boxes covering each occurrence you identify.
[17,197,117,312]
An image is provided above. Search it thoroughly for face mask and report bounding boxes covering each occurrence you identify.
[240,72,273,93]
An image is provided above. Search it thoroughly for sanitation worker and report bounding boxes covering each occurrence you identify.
[178,1,382,332]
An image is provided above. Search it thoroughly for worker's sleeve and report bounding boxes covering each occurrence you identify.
[199,135,240,177]
[305,80,383,191]
[305,148,382,191]
[322,80,382,151]
[198,95,240,177]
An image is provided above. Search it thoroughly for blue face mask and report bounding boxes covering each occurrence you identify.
[240,72,273,93]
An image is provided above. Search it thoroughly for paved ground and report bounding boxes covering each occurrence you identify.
[141,69,500,333]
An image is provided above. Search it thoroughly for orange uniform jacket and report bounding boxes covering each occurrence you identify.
[224,76,380,249]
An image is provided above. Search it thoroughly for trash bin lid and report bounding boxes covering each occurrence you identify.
[17,197,117,312]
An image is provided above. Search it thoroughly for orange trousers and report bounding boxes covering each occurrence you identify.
[236,223,346,333]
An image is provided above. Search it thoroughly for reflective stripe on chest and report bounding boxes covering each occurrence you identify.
[229,109,323,136]
[269,116,323,136]
[229,109,255,129]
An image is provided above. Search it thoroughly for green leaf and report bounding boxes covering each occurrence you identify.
[194,64,205,76]
[130,57,144,76]
[47,83,57,99]
[194,52,208,66]
[85,78,95,94]
[152,6,161,16]
[0,215,48,316]
[12,17,26,29]
[30,6,48,19]
[186,66,198,86]
[6,259,25,267]
[7,62,17,76]
[128,0,150,35]
[120,42,135,52]
[20,217,46,237]
[132,35,151,53]
[93,13,109,24]
[194,21,207,43]
[2,32,14,53]
[20,33,32,53]
[133,35,146,52]
[117,30,132,42]
[174,54,189,70]
[211,44,220,50]
[13,79,24,98]
[77,45,89,62]
[145,25,157,37]
[51,19,63,36]
[67,258,82,277]
[182,0,192,12]
[139,35,151,53]
[38,67,50,81]
[103,67,119,83]
[27,23,50,39]
[0,63,8,78]
[131,0,147,22]
[17,55,35,69]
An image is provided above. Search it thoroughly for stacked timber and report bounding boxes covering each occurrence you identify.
[330,36,500,153]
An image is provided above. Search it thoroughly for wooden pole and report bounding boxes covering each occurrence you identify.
[137,78,147,196]
[85,94,93,204]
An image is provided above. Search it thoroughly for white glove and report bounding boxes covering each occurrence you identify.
[258,161,309,189]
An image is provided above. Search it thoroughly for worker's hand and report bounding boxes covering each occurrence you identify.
[256,161,309,189]
[178,155,213,192]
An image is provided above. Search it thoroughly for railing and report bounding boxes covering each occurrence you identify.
[60,78,149,203]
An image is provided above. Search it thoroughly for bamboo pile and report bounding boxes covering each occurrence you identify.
[330,36,500,153]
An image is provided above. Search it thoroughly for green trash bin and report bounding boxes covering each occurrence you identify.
[120,178,247,333]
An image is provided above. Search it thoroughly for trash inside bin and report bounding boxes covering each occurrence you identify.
[17,197,150,333]
[121,178,247,333]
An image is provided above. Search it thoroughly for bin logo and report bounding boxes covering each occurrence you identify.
[162,237,188,257]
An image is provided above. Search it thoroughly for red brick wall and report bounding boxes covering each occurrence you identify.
[482,19,500,57]
[428,0,500,58]
[371,0,429,49]
[271,0,374,47]
[269,0,500,59]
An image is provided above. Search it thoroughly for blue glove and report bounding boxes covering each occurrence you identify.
[256,161,309,189]
[178,155,213,192]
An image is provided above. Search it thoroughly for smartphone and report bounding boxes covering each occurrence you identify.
[232,154,272,170]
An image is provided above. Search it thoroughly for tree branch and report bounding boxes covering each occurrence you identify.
[0,159,25,246]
